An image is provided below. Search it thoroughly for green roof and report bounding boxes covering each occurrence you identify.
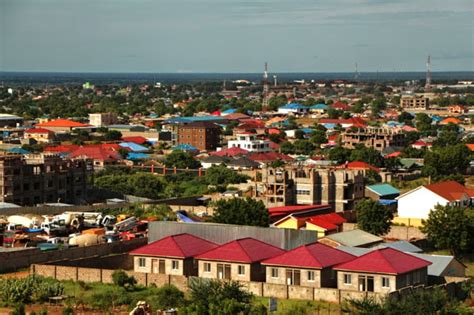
[366,183,400,197]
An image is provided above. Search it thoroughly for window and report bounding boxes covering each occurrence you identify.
[296,189,310,195]
[172,260,179,270]
[382,277,390,288]
[271,268,279,278]
[238,265,245,276]
[344,274,352,285]
[307,271,315,282]
[138,258,146,268]
[204,262,211,273]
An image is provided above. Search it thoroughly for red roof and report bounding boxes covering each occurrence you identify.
[337,161,380,172]
[248,152,293,162]
[262,242,355,269]
[130,233,217,258]
[466,144,474,151]
[122,136,148,144]
[224,113,250,120]
[334,248,431,275]
[195,238,285,263]
[69,146,122,161]
[267,128,281,135]
[24,128,53,134]
[384,152,401,158]
[412,141,432,147]
[268,204,331,218]
[37,119,91,128]
[210,146,248,157]
[307,218,338,230]
[44,144,79,153]
[316,213,347,225]
[331,101,350,111]
[423,180,474,202]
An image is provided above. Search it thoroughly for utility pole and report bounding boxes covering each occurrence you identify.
[425,55,432,92]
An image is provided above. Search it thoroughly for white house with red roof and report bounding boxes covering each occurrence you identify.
[24,128,55,143]
[228,132,271,153]
[130,233,217,276]
[262,242,355,287]
[195,237,285,282]
[333,248,431,293]
[396,180,474,220]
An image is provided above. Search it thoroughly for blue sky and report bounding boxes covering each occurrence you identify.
[1,0,473,72]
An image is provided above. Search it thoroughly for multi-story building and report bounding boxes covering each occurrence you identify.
[0,153,93,206]
[177,121,221,151]
[342,127,406,152]
[254,166,365,212]
[88,113,118,127]
[227,132,271,153]
[400,95,429,109]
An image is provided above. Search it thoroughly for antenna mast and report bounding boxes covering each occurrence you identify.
[262,62,269,111]
[425,55,432,92]
[354,62,360,81]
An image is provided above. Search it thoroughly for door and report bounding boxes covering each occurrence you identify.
[358,276,366,291]
[151,259,159,273]
[285,269,301,286]
[224,264,231,280]
[367,276,374,292]
[217,264,224,279]
[158,259,166,274]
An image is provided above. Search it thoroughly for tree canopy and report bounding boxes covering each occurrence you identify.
[355,199,393,235]
[163,151,202,169]
[211,197,269,227]
[420,204,474,256]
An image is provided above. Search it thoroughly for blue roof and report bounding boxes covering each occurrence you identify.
[164,116,227,124]
[310,104,328,110]
[378,199,398,206]
[321,123,337,129]
[172,144,198,151]
[176,212,196,223]
[367,183,400,197]
[127,152,151,160]
[300,128,314,134]
[279,103,309,110]
[431,115,443,122]
[7,147,30,155]
[222,108,237,114]
[119,142,149,152]
[386,121,404,127]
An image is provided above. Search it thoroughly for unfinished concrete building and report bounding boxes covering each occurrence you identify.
[254,166,365,212]
[0,153,93,206]
[342,127,406,152]
[400,95,429,110]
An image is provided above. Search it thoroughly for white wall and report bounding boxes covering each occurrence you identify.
[397,187,448,219]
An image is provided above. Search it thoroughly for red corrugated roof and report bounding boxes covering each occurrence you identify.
[130,233,218,258]
[248,152,293,162]
[195,238,285,263]
[122,136,148,144]
[210,147,248,157]
[424,180,474,202]
[337,161,380,172]
[268,204,330,217]
[262,242,355,269]
[69,147,122,161]
[307,218,338,230]
[334,248,431,275]
[44,144,79,153]
[25,128,53,134]
[37,119,91,128]
[316,213,347,225]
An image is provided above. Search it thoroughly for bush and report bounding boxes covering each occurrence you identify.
[0,276,64,306]
[111,270,136,290]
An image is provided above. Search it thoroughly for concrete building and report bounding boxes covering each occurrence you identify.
[277,103,310,115]
[400,95,429,109]
[342,127,406,152]
[88,113,118,127]
[262,243,355,288]
[177,121,221,151]
[130,233,217,276]
[36,119,92,133]
[0,153,92,206]
[0,114,23,128]
[228,132,271,153]
[23,128,55,144]
[334,248,431,293]
[254,166,365,211]
[195,238,285,282]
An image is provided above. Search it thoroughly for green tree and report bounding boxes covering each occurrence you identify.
[211,197,269,227]
[105,130,122,141]
[153,285,185,310]
[328,147,351,164]
[423,144,471,177]
[164,151,201,169]
[205,165,249,187]
[183,279,254,315]
[112,270,137,290]
[421,204,474,256]
[310,129,328,146]
[356,199,393,235]
[279,141,294,154]
[293,139,315,155]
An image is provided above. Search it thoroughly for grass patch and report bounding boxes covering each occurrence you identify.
[254,297,341,315]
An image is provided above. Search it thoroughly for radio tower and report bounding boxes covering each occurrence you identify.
[354,62,360,81]
[425,55,432,92]
[262,62,269,111]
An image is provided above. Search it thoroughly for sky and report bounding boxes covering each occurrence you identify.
[0,0,473,73]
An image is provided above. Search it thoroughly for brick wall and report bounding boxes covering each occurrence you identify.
[342,222,425,241]
[0,238,147,273]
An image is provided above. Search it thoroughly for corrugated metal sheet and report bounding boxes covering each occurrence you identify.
[148,221,316,250]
